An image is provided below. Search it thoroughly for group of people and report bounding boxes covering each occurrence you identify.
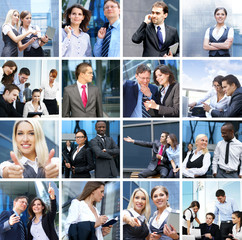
[0,60,59,117]
[183,122,242,178]
[62,121,119,178]
[183,189,242,240]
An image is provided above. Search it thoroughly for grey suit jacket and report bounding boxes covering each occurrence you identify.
[62,83,103,117]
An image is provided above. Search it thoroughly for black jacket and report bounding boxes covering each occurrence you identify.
[199,223,221,240]
[0,95,22,117]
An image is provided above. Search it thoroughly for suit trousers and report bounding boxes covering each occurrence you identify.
[216,167,239,178]
[138,165,169,178]
[220,221,233,240]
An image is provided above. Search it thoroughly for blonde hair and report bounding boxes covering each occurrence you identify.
[195,134,209,154]
[12,120,49,168]
[3,9,20,30]
[127,188,151,220]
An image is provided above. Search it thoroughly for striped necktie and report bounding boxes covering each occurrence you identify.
[19,218,26,240]
[101,26,113,57]
[142,95,151,118]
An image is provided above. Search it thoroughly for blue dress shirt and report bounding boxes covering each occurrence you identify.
[166,145,180,167]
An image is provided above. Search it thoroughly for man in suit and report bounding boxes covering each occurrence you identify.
[123,64,159,117]
[62,62,103,117]
[124,132,171,178]
[199,212,221,240]
[132,1,179,57]
[0,196,28,240]
[90,121,119,178]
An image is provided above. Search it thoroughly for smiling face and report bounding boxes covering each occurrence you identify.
[104,1,120,21]
[32,199,44,215]
[69,7,85,26]
[160,133,167,144]
[19,74,29,84]
[192,206,199,214]
[206,214,214,225]
[196,136,208,151]
[21,13,32,27]
[136,71,151,87]
[3,65,16,76]
[13,198,28,214]
[221,125,234,142]
[152,188,168,210]
[151,6,167,25]
[133,190,146,214]
[75,132,86,146]
[49,73,56,83]
[12,11,19,25]
[32,91,40,103]
[92,185,105,203]
[155,69,169,87]
[166,135,172,145]
[214,9,227,25]
[95,122,106,136]
[217,195,226,203]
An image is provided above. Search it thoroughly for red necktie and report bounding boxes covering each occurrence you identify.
[157,145,164,165]
[81,85,87,108]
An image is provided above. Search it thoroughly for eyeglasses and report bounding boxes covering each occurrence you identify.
[104,5,118,10]
[76,136,85,139]
[18,200,28,205]
[138,75,150,81]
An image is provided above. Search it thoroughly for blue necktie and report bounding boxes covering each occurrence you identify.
[157,26,163,49]
[19,219,26,240]
[142,95,151,118]
[101,26,113,57]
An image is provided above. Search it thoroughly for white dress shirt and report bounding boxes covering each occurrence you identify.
[232,225,242,240]
[72,145,85,160]
[77,81,88,98]
[204,25,234,40]
[212,137,242,175]
[41,81,59,100]
[23,101,49,118]
[182,208,196,229]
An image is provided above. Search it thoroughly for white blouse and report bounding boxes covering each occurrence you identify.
[149,208,171,232]
[23,101,49,118]
[41,81,59,100]
[232,225,242,240]
[182,208,196,229]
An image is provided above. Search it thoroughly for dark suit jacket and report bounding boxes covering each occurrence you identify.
[134,140,170,171]
[132,22,179,57]
[152,83,179,117]
[211,87,242,117]
[123,80,159,117]
[199,223,221,240]
[27,198,58,240]
[0,210,27,240]
[0,95,22,117]
[90,135,119,178]
[70,147,94,178]
[62,83,103,117]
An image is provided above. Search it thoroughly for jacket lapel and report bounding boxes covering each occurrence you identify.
[149,23,160,49]
[74,83,85,109]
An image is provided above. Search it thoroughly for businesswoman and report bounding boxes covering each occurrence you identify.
[27,183,58,240]
[182,134,211,178]
[144,64,179,117]
[189,75,230,117]
[149,186,179,240]
[1,9,38,57]
[1,120,59,178]
[40,69,59,115]
[226,211,242,240]
[19,10,49,57]
[166,134,180,178]
[62,4,92,57]
[65,181,112,240]
[182,201,201,235]
[23,89,49,118]
[62,140,74,178]
[203,7,234,57]
[70,130,94,178]
[123,188,150,240]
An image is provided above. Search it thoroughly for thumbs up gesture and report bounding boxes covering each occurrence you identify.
[2,151,23,178]
[45,149,59,178]
[48,182,55,200]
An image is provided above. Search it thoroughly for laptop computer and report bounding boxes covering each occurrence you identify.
[190,228,202,239]
[182,235,195,240]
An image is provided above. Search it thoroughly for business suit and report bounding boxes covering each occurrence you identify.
[62,145,74,178]
[134,140,170,178]
[132,22,179,57]
[27,198,58,240]
[199,223,221,240]
[70,147,94,178]
[0,210,27,240]
[62,83,103,117]
[0,95,22,117]
[151,82,179,117]
[90,135,119,178]
[123,80,159,117]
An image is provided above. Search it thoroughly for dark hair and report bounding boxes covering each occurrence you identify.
[168,133,178,150]
[25,82,30,88]
[152,1,168,14]
[104,0,120,9]
[77,182,105,206]
[206,212,215,219]
[19,67,30,76]
[136,64,151,75]
[151,185,169,200]
[28,197,47,220]
[222,74,241,88]
[213,75,224,86]
[153,64,176,86]
[63,4,91,32]
[75,62,92,80]
[216,189,225,197]
[95,120,107,127]
[214,7,227,16]
[2,61,18,86]
[222,122,234,131]
[232,211,242,230]
[49,69,58,78]
[14,195,28,202]
[32,89,41,107]
[183,201,200,216]
[75,129,88,146]
[162,131,169,138]
[3,84,20,94]
[188,143,193,147]
[20,11,31,26]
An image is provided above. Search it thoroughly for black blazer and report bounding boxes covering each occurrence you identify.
[132,22,179,57]
[70,147,94,178]
[62,146,74,164]
[27,198,58,240]
[0,95,22,117]
[199,223,221,240]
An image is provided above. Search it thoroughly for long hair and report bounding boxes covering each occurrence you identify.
[151,186,169,207]
[12,120,49,168]
[232,211,242,230]
[28,197,47,220]
[195,134,209,154]
[153,64,176,86]
[32,89,41,108]
[127,188,151,220]
[1,61,18,86]
[183,200,200,217]
[77,181,105,206]
[63,4,91,32]
[20,10,31,26]
[3,9,20,30]
[168,133,178,150]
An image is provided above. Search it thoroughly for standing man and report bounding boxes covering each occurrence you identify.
[0,196,28,240]
[132,1,179,57]
[123,64,159,117]
[90,121,119,178]
[93,0,120,57]
[62,62,103,117]
[214,189,238,240]
[124,132,171,178]
[212,122,242,178]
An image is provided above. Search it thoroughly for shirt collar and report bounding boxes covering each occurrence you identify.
[213,24,227,30]
[155,22,165,30]
[129,208,145,221]
[109,18,120,28]
[77,81,87,90]
[13,210,22,217]
[97,134,106,138]
[32,215,43,223]
[20,156,38,165]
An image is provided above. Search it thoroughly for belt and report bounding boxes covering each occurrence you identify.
[221,220,232,224]
[219,167,237,174]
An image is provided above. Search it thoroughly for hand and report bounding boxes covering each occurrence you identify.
[156,154,162,160]
[213,173,217,178]
[97,27,106,39]
[163,224,179,239]
[9,214,20,226]
[3,151,23,178]
[239,175,242,178]
[188,102,197,110]
[144,100,157,111]
[33,115,40,118]
[45,149,59,178]
[41,35,49,43]
[102,226,112,236]
[205,233,212,239]
[48,182,55,199]
[64,26,72,37]
[30,29,40,35]
[144,14,152,24]
[102,149,106,152]
[65,163,71,168]
[128,217,141,227]
[29,37,37,44]
[72,166,75,174]
[163,50,173,57]
[173,168,180,173]
[150,232,162,240]
[202,102,211,112]
[123,136,134,143]
[140,85,152,98]
[95,215,108,228]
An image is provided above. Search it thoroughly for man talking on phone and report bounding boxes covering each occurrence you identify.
[132,1,179,57]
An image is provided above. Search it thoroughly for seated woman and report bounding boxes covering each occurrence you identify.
[123,188,150,240]
[226,211,242,240]
[23,89,49,118]
[203,7,234,57]
[182,134,211,178]
[27,183,58,240]
[144,64,179,117]
[65,181,112,240]
[0,120,59,178]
